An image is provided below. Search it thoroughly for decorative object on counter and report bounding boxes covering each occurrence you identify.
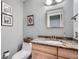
[24,37,33,43]
[27,15,34,26]
[1,1,13,26]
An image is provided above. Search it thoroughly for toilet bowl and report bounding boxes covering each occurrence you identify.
[12,43,32,59]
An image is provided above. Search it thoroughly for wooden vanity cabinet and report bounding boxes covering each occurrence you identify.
[32,44,57,59]
[32,43,78,59]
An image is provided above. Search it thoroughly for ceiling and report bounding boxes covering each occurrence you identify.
[21,0,26,2]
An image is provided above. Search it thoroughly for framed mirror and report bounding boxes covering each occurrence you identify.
[46,8,64,28]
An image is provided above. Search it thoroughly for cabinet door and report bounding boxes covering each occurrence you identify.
[58,48,78,59]
[32,50,57,59]
[32,44,57,55]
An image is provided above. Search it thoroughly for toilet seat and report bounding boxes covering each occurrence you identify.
[12,49,31,59]
[12,43,32,59]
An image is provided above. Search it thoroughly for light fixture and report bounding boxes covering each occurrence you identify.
[55,0,63,3]
[44,0,64,6]
[45,0,53,6]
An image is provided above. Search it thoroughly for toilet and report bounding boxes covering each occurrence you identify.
[12,42,32,59]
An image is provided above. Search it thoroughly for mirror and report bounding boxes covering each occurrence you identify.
[47,8,64,28]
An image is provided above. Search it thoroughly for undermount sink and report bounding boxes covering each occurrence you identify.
[44,41,63,45]
[32,40,63,45]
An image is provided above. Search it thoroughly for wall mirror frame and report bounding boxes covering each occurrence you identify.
[46,8,64,28]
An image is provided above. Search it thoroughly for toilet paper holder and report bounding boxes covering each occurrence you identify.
[3,50,10,58]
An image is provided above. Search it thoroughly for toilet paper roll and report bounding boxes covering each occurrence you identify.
[4,52,10,57]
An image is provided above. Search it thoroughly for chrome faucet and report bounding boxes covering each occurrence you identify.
[50,35,56,40]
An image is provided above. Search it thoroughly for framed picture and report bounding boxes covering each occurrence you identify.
[1,14,13,26]
[27,15,34,26]
[2,2,12,15]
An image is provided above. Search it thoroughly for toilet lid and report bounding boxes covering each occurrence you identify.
[12,49,31,59]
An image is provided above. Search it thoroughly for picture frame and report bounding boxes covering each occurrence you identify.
[2,2,13,15]
[27,15,34,26]
[1,14,13,26]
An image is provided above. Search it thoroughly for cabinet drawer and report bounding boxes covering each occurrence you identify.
[58,57,68,59]
[32,44,57,55]
[32,50,57,59]
[58,48,78,59]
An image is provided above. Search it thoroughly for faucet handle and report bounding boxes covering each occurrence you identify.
[52,35,54,40]
[53,35,55,40]
[54,35,56,40]
[52,35,53,38]
[50,35,53,40]
[55,35,56,39]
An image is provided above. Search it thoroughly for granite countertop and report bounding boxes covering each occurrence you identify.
[31,38,78,50]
